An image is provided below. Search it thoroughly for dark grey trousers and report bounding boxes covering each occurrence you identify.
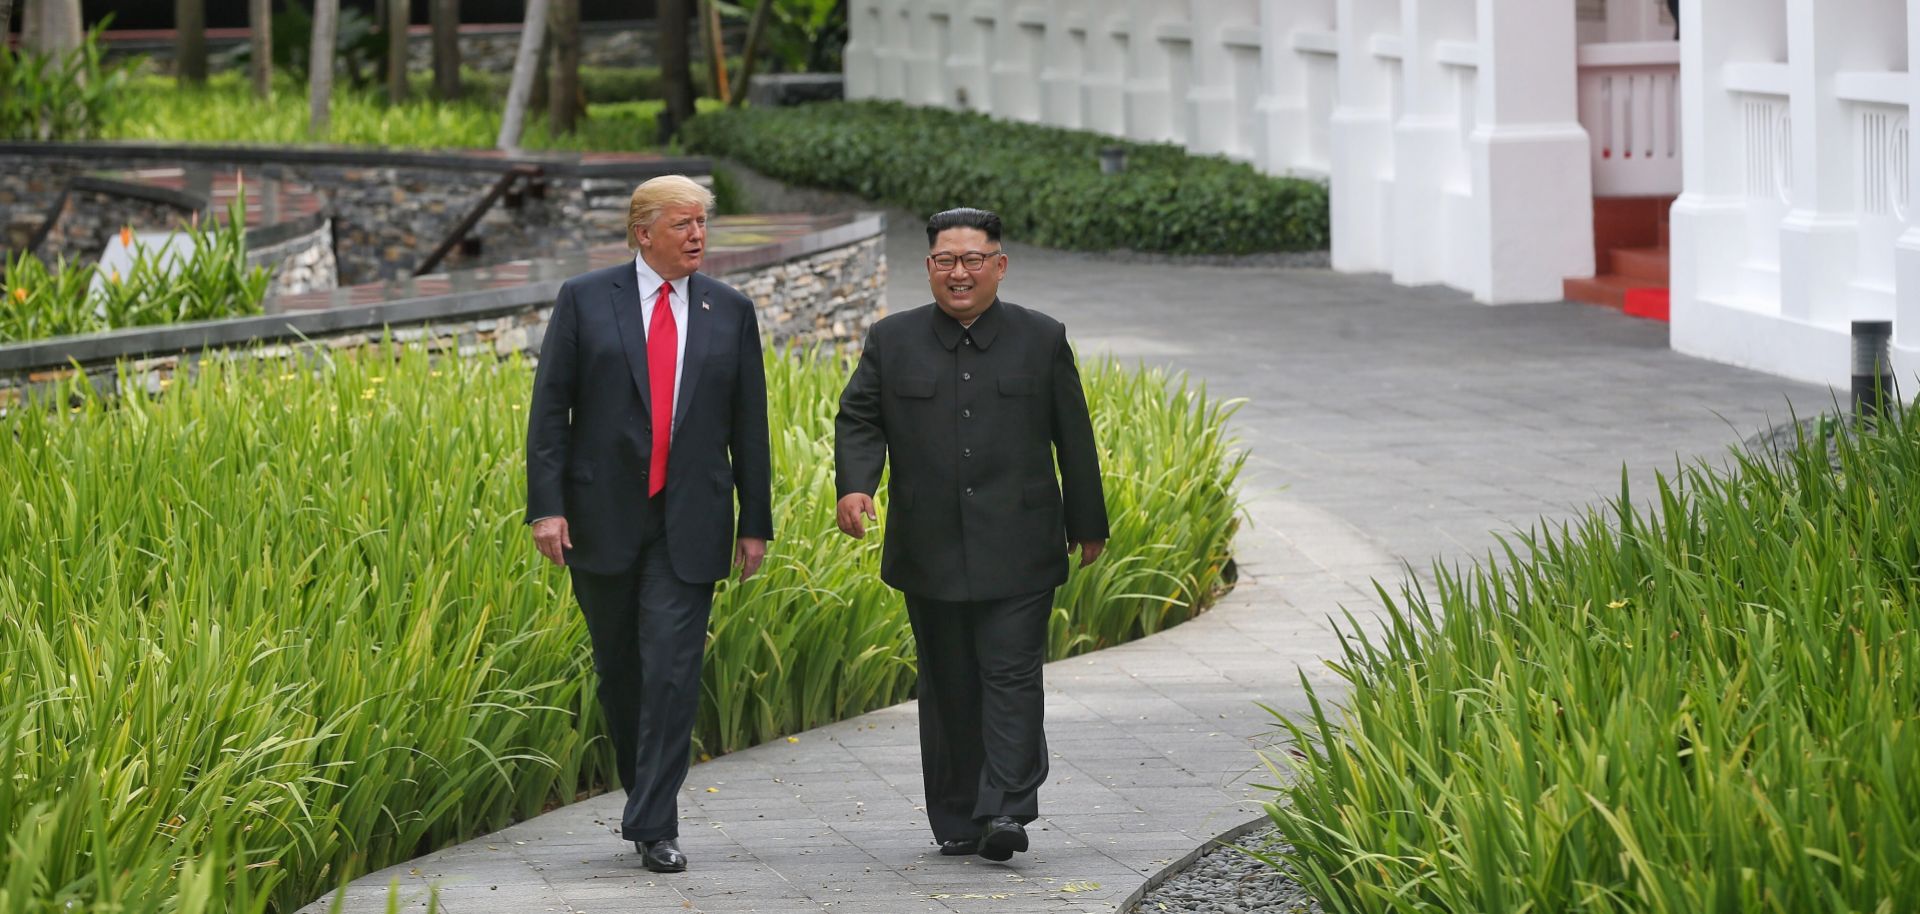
[904,589,1053,844]
[569,496,714,842]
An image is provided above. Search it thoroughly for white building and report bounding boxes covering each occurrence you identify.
[845,0,1920,389]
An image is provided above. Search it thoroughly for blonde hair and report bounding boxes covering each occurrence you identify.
[626,175,715,250]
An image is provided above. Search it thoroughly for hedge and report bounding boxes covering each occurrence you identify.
[681,101,1329,255]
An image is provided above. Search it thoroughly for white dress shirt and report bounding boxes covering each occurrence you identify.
[635,255,691,426]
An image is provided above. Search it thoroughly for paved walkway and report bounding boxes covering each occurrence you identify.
[304,221,1827,913]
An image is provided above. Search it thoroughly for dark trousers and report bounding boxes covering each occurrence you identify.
[569,496,715,842]
[904,589,1053,843]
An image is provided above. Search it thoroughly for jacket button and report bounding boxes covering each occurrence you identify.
[962,409,972,418]
[965,487,974,496]
[962,372,972,381]
[963,448,972,458]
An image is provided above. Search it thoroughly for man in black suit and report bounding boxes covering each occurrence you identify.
[525,174,773,873]
[834,207,1108,862]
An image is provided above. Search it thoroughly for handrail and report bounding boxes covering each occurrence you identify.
[414,164,543,277]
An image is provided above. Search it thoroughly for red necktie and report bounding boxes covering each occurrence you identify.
[647,282,677,497]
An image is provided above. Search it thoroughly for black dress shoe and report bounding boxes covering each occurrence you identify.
[977,816,1028,862]
[638,837,687,873]
[938,837,979,856]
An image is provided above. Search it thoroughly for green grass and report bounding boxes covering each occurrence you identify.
[98,72,722,152]
[1262,413,1920,913]
[0,342,1241,912]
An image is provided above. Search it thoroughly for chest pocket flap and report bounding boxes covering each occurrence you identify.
[894,376,937,398]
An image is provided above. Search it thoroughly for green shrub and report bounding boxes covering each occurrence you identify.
[411,63,733,106]
[0,200,270,343]
[681,101,1329,255]
[1264,414,1920,913]
[0,343,1240,912]
[0,23,137,141]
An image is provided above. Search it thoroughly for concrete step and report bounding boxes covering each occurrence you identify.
[1608,246,1669,285]
[1563,273,1642,309]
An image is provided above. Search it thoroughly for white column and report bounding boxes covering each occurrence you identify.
[872,0,908,102]
[1124,0,1180,143]
[947,1,994,112]
[1186,0,1263,160]
[845,0,881,100]
[1256,0,1338,175]
[1329,0,1399,273]
[1083,10,1131,137]
[1390,0,1474,286]
[1467,0,1593,303]
[1777,0,1875,330]
[1894,0,1920,375]
[901,0,951,109]
[988,1,1044,122]
[1041,0,1089,129]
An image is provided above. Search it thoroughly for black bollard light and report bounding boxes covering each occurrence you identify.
[1851,320,1894,421]
[1099,145,1128,175]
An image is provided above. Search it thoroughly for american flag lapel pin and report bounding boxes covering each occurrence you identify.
[701,300,710,310]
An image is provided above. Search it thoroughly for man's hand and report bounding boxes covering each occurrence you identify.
[836,493,877,538]
[734,537,768,581]
[533,516,572,566]
[1070,539,1105,568]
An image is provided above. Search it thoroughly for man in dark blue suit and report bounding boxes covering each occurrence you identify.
[525,174,773,873]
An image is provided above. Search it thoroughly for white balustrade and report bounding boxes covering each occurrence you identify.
[1577,41,1681,196]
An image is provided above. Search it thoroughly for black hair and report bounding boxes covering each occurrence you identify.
[926,207,1003,246]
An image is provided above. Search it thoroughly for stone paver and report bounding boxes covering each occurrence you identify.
[303,217,1828,913]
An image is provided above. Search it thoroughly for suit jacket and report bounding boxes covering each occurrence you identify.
[526,261,774,580]
[835,300,1108,602]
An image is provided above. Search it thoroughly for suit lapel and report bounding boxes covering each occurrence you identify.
[674,273,715,434]
[609,267,653,416]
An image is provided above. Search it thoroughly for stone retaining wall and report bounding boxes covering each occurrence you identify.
[0,148,703,287]
[249,219,340,300]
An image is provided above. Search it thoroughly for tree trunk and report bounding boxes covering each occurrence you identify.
[384,0,408,101]
[175,0,206,84]
[430,0,461,100]
[698,0,727,104]
[657,0,694,141]
[547,0,579,135]
[22,0,81,56]
[729,0,773,108]
[497,0,549,150]
[248,0,271,99]
[308,0,339,139]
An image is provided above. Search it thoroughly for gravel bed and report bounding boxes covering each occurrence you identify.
[1129,825,1325,914]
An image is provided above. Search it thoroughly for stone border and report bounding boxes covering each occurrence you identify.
[1116,814,1275,914]
[0,212,887,376]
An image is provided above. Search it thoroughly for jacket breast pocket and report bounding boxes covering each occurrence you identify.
[999,375,1035,396]
[894,376,937,398]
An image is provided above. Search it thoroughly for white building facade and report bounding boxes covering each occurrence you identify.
[847,0,1920,388]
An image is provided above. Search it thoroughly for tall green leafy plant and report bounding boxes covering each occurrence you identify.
[0,195,271,343]
[1262,411,1920,913]
[0,22,136,140]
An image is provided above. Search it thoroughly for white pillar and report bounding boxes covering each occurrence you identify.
[947,1,994,112]
[988,1,1044,123]
[1083,10,1131,136]
[1390,0,1474,286]
[1329,0,1399,273]
[1125,0,1181,143]
[872,0,908,102]
[845,0,881,100]
[1467,0,1594,303]
[1256,0,1338,176]
[1041,0,1089,129]
[1777,0,1879,330]
[1894,0,1920,374]
[1186,0,1263,161]
[901,0,951,109]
